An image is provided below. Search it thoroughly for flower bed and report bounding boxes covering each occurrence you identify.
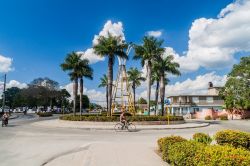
[37,111,53,117]
[59,115,184,122]
[158,130,250,165]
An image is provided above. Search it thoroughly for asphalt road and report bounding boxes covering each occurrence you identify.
[0,114,249,166]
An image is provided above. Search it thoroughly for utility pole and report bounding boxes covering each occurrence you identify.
[2,74,6,113]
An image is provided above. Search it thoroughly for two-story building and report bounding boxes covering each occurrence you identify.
[167,82,224,116]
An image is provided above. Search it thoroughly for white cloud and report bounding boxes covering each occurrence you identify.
[93,20,125,46]
[172,0,250,72]
[0,54,13,73]
[0,80,27,97]
[60,83,106,106]
[165,72,227,96]
[77,49,105,64]
[137,72,227,99]
[147,30,162,37]
[77,20,125,65]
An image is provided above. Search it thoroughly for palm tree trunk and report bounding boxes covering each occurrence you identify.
[79,77,83,116]
[160,74,165,116]
[73,78,78,116]
[147,61,152,115]
[108,57,114,116]
[155,80,159,115]
[106,86,108,112]
[133,84,136,113]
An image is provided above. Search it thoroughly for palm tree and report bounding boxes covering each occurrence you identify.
[133,36,165,115]
[93,34,128,116]
[127,67,146,112]
[76,58,93,116]
[154,54,180,116]
[61,52,81,116]
[98,74,108,111]
[151,65,169,115]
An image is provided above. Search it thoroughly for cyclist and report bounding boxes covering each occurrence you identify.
[120,111,127,127]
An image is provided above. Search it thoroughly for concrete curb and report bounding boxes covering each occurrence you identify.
[32,119,210,131]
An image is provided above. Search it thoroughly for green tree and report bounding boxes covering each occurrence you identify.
[127,67,145,112]
[133,36,165,115]
[60,52,82,115]
[98,74,108,110]
[220,56,250,118]
[4,87,21,109]
[151,65,169,115]
[138,97,147,104]
[154,54,180,116]
[74,56,93,115]
[93,34,128,115]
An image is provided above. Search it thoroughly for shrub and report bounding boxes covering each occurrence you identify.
[219,115,228,120]
[194,145,250,166]
[157,136,187,162]
[59,115,184,122]
[37,111,52,117]
[215,130,250,150]
[205,115,212,120]
[168,141,204,166]
[193,133,212,144]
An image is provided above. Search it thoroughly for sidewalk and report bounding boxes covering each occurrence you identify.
[32,119,209,130]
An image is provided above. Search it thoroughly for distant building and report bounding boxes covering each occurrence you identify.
[167,82,224,116]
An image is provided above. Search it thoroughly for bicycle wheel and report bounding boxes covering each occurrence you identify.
[114,123,123,131]
[127,123,136,132]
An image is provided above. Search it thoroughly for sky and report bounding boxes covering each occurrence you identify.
[0,0,250,105]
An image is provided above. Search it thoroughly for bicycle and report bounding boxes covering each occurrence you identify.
[114,121,136,132]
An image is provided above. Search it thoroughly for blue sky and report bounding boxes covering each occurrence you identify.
[1,0,249,102]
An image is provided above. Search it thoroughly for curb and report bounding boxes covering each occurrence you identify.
[32,120,210,131]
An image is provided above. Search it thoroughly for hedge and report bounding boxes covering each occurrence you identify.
[193,133,212,144]
[157,136,187,162]
[37,111,53,117]
[59,115,184,122]
[215,130,250,150]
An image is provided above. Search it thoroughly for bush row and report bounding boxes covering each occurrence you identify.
[37,111,53,117]
[215,130,250,150]
[59,115,184,122]
[158,131,250,165]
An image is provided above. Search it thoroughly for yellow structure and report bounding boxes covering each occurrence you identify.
[111,47,135,115]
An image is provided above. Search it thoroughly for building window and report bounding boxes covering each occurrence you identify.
[192,97,199,103]
[206,97,213,103]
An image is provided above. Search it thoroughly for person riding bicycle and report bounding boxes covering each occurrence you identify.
[120,111,127,127]
[2,112,9,125]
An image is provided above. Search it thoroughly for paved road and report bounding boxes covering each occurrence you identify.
[0,114,249,166]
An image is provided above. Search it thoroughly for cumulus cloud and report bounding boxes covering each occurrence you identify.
[0,80,27,97]
[172,0,250,72]
[147,30,162,37]
[77,20,125,65]
[60,83,106,106]
[77,49,105,64]
[93,20,125,46]
[0,54,13,73]
[137,72,227,99]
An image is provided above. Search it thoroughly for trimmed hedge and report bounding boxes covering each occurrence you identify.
[168,141,204,165]
[157,136,187,162]
[219,115,228,120]
[167,141,250,166]
[37,111,53,117]
[215,130,250,150]
[59,115,184,122]
[194,144,250,166]
[205,115,212,120]
[193,133,212,144]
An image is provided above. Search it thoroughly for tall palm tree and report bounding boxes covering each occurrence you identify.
[76,58,93,116]
[127,67,146,112]
[151,65,170,115]
[93,34,128,116]
[60,52,81,116]
[133,36,164,115]
[154,54,180,116]
[98,74,108,111]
